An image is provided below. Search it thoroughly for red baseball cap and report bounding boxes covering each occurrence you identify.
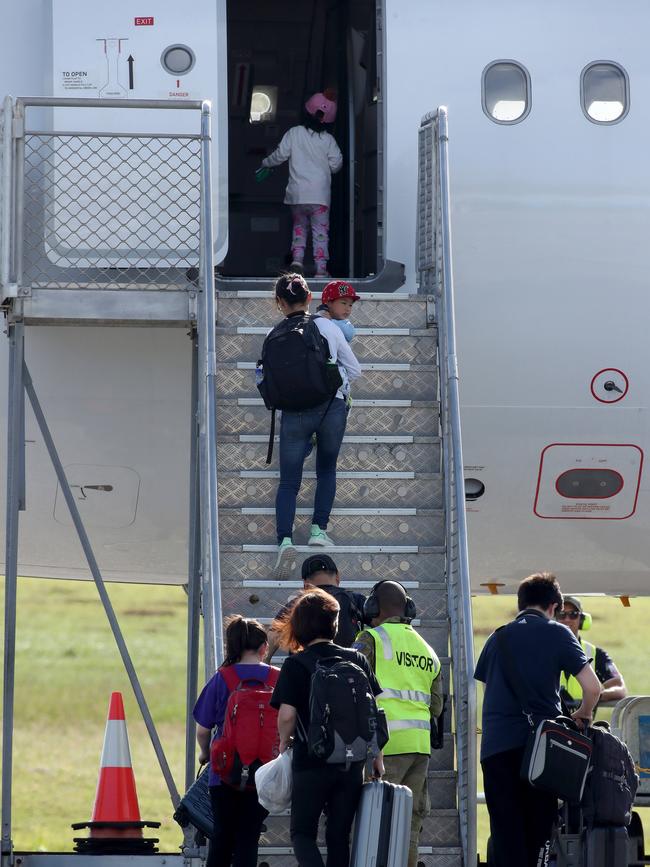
[321,281,360,305]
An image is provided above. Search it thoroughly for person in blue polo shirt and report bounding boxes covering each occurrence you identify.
[474,572,601,867]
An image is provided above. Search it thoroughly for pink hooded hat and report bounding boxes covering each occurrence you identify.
[305,92,337,124]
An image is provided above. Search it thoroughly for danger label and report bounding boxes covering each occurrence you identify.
[560,503,610,514]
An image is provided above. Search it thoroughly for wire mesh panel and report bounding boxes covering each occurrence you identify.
[417,112,437,293]
[0,96,11,293]
[20,123,201,290]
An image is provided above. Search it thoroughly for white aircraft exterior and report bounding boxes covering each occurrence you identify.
[1,0,647,596]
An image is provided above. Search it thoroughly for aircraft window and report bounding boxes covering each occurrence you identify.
[581,62,629,124]
[482,61,531,124]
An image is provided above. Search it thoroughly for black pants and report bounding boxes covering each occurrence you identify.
[482,746,557,867]
[290,762,364,867]
[208,784,268,867]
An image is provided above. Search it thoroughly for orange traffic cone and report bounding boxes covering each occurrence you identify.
[72,692,160,854]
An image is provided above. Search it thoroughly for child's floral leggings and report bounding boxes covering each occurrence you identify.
[290,204,330,273]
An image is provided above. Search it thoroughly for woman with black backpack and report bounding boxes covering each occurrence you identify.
[270,588,385,867]
[194,616,280,867]
[258,273,361,578]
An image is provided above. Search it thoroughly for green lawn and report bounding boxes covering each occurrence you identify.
[0,578,648,855]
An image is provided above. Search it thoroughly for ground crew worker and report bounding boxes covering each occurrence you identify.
[354,580,443,867]
[556,594,627,711]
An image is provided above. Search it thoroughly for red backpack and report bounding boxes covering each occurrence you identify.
[210,665,280,790]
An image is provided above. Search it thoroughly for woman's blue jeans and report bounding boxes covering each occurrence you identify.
[275,397,348,543]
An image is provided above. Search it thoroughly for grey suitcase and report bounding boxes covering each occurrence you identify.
[350,780,412,867]
[584,826,628,867]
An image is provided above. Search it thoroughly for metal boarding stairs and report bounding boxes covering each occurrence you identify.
[0,97,476,867]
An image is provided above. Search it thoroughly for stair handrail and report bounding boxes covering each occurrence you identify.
[198,100,224,673]
[417,106,477,866]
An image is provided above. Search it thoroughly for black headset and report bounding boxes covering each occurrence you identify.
[363,580,417,623]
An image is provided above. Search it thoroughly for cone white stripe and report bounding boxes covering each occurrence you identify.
[100,719,133,768]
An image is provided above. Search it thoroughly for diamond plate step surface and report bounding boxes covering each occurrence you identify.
[216,291,429,328]
[217,364,438,400]
[220,577,449,624]
[220,508,443,547]
[218,471,443,510]
[215,327,438,364]
[255,850,462,867]
[218,437,441,473]
[219,550,446,587]
[217,399,438,437]
[258,808,458,847]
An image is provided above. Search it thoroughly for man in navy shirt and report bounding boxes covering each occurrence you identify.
[474,572,601,867]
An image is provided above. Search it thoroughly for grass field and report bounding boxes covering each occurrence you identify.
[0,577,648,855]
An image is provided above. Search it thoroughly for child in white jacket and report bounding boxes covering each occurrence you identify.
[259,92,343,278]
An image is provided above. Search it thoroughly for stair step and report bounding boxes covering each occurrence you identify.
[216,364,437,400]
[220,508,443,547]
[220,576,449,622]
[215,327,437,363]
[218,547,446,584]
[414,851,463,867]
[216,291,430,328]
[256,847,462,866]
[218,470,442,509]
[421,812,460,848]
[427,771,457,809]
[217,399,438,436]
[217,437,441,473]
[258,808,458,847]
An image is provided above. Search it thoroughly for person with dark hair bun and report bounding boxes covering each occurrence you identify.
[269,274,361,578]
[194,616,280,867]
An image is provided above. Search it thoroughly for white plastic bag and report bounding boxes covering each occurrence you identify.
[255,748,293,814]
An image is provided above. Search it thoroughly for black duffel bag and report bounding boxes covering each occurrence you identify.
[521,715,593,803]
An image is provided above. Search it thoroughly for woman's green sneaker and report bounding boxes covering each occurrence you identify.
[274,537,297,578]
[308,525,335,547]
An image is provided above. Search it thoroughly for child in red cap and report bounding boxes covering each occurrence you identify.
[316,280,360,344]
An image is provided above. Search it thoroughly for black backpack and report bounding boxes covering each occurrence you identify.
[256,313,342,463]
[297,655,387,770]
[327,587,364,647]
[581,723,638,827]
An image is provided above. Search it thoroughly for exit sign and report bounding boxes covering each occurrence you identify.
[134,16,154,25]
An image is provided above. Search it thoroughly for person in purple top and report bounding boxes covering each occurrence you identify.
[194,616,280,867]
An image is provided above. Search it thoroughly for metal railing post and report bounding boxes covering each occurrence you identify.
[436,106,477,866]
[1,322,24,867]
[185,332,201,789]
[198,100,223,675]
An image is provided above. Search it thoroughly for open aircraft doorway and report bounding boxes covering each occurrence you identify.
[222,0,380,281]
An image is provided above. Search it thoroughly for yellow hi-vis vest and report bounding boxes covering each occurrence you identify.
[559,638,595,701]
[367,622,441,756]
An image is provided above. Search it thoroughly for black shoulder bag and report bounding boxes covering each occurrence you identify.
[495,625,593,803]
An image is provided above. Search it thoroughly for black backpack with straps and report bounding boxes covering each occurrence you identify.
[297,654,387,770]
[256,313,342,463]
